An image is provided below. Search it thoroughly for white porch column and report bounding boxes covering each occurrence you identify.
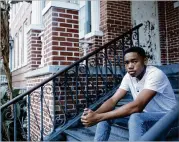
[31,0,43,25]
[91,0,100,32]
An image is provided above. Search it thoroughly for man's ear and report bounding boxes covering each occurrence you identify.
[144,57,148,65]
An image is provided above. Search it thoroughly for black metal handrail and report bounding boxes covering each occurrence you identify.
[0,23,143,141]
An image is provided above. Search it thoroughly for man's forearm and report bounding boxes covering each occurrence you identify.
[95,98,117,114]
[98,101,140,121]
[95,89,127,114]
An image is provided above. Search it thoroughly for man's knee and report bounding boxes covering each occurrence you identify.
[128,113,141,126]
[97,120,112,128]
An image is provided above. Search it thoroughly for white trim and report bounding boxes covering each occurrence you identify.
[11,2,23,25]
[91,0,100,32]
[26,24,44,34]
[42,1,79,16]
[25,65,67,78]
[79,31,103,39]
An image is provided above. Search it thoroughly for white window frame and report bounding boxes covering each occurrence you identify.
[79,0,102,39]
[79,1,85,38]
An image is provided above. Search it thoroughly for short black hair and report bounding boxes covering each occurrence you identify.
[124,47,146,58]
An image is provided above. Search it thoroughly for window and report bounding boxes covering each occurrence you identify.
[79,5,85,37]
[79,0,100,39]
[79,1,91,38]
[84,0,91,34]
[79,1,85,38]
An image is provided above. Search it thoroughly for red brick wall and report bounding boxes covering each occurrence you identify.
[158,2,168,65]
[100,1,132,44]
[27,29,42,71]
[87,36,103,53]
[166,2,179,64]
[43,7,80,66]
[158,1,179,64]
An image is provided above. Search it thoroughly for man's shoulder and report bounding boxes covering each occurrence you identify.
[146,65,164,74]
[146,66,166,79]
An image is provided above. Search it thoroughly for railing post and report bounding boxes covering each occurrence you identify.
[95,54,99,100]
[75,65,79,111]
[114,41,117,85]
[105,48,108,93]
[52,78,56,131]
[85,59,89,107]
[40,87,44,141]
[27,95,31,141]
[13,104,17,141]
[64,72,67,113]
[122,37,125,74]
[130,31,133,48]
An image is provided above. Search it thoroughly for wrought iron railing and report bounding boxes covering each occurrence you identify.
[0,24,143,141]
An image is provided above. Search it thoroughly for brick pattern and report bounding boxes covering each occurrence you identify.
[79,35,103,57]
[100,1,132,45]
[87,35,103,54]
[158,1,179,64]
[166,1,179,64]
[43,7,80,66]
[158,2,168,65]
[27,75,54,140]
[27,29,42,71]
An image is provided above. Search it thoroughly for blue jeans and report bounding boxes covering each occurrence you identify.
[94,112,178,141]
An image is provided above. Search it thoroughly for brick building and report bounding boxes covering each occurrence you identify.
[9,1,179,90]
[9,0,178,139]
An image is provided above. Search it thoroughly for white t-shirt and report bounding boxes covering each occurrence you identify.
[119,66,177,113]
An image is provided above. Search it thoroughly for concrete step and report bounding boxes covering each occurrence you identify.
[64,123,129,141]
[64,127,95,141]
[87,124,129,140]
[113,117,129,128]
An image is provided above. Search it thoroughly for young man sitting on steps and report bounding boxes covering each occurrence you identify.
[81,47,178,141]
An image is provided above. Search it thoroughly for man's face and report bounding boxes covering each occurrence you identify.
[124,52,145,77]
